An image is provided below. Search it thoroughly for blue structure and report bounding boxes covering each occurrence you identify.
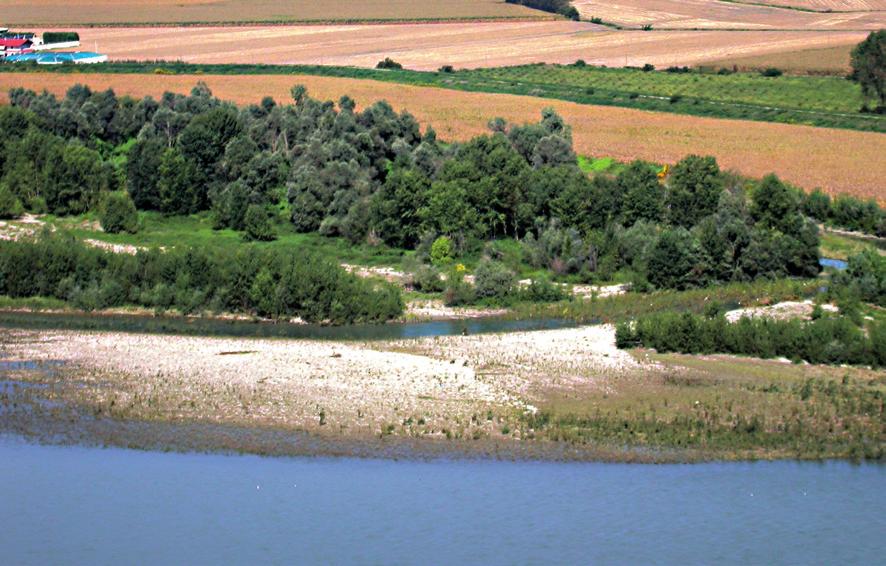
[5,51,107,64]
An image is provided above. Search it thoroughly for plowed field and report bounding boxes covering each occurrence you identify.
[2,72,883,200]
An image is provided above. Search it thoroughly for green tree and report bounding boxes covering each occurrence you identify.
[751,174,800,232]
[157,148,200,215]
[99,191,139,234]
[43,142,112,215]
[126,137,165,210]
[369,167,429,248]
[666,155,724,227]
[619,161,664,226]
[850,30,885,110]
[647,228,706,289]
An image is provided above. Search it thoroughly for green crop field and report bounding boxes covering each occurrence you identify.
[462,64,866,115]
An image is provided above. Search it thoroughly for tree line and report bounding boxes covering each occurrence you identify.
[0,232,403,323]
[0,82,856,294]
[505,0,579,20]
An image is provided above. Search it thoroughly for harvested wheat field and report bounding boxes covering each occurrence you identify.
[573,0,886,29]
[706,44,855,74]
[2,72,884,199]
[744,0,886,10]
[0,0,544,25]
[71,24,869,70]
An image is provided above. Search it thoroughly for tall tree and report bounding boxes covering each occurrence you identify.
[850,30,885,110]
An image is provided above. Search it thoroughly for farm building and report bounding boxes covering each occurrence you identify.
[0,37,34,57]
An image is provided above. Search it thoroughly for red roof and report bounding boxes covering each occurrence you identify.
[0,39,32,48]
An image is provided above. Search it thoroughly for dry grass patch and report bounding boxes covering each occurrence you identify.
[2,72,883,199]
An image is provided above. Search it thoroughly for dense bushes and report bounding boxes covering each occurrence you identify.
[830,249,886,307]
[42,32,79,43]
[0,233,403,324]
[801,188,885,236]
[617,311,886,367]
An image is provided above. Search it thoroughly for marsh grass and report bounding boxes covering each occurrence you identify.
[525,353,885,460]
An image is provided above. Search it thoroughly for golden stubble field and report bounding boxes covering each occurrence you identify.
[68,24,868,70]
[0,0,543,25]
[2,72,884,200]
[573,0,886,29]
[708,44,855,74]
[750,0,886,9]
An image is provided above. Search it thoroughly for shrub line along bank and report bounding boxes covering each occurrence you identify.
[1,61,883,133]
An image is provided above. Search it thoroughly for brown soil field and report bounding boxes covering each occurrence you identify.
[744,0,886,10]
[573,0,886,28]
[705,44,854,74]
[2,72,884,200]
[0,0,543,25]
[68,24,868,70]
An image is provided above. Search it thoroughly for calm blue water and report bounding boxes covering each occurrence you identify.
[820,258,848,270]
[1,438,884,565]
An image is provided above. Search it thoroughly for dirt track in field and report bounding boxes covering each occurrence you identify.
[70,24,870,71]
[2,72,883,200]
[573,0,886,29]
[0,0,542,25]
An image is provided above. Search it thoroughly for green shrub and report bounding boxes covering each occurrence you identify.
[412,265,445,293]
[474,260,516,300]
[520,277,568,303]
[443,269,475,306]
[243,205,276,241]
[99,191,138,234]
[0,183,25,220]
[761,67,783,77]
[376,58,403,70]
[430,236,454,266]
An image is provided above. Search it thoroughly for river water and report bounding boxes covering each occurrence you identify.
[1,437,883,565]
[0,310,575,341]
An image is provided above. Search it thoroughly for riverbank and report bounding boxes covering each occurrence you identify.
[2,322,882,462]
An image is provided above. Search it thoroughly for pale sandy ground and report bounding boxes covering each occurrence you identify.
[0,324,643,440]
[72,23,870,70]
[725,299,839,322]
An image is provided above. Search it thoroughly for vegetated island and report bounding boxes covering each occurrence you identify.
[0,80,883,462]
